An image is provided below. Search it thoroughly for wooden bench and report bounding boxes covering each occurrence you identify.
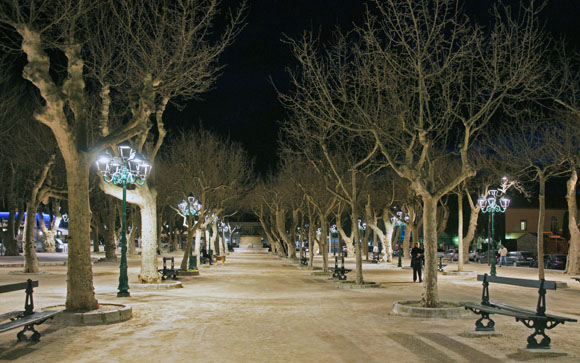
[461,274,577,349]
[0,280,59,342]
[214,255,226,264]
[158,257,177,280]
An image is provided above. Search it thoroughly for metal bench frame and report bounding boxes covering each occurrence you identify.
[0,279,59,342]
[158,257,177,280]
[462,274,576,349]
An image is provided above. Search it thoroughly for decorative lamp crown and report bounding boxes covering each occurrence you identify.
[118,144,135,162]
[500,196,510,209]
[477,195,486,209]
[96,155,111,175]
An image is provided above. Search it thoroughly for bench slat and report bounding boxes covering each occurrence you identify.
[491,302,577,322]
[0,311,59,333]
[461,302,546,320]
[0,281,39,294]
[462,302,577,323]
[0,311,24,322]
[476,275,556,290]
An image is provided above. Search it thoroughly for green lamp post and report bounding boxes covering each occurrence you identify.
[392,211,409,268]
[478,188,510,277]
[178,194,201,270]
[96,144,151,297]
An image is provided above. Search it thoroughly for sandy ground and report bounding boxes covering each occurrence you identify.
[1,252,579,363]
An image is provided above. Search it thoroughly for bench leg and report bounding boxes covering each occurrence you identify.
[474,312,496,332]
[17,324,41,342]
[518,319,553,349]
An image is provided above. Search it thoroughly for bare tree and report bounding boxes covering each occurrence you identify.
[0,0,244,310]
[280,0,547,306]
[162,129,253,269]
[490,118,567,279]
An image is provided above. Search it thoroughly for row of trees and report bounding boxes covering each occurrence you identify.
[2,0,580,313]
[252,0,580,308]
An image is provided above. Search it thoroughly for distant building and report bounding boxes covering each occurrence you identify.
[504,208,570,254]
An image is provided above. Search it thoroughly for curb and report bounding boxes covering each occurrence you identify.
[44,303,132,326]
[392,300,472,318]
[131,281,183,290]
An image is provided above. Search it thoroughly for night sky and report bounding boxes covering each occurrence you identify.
[164,0,580,175]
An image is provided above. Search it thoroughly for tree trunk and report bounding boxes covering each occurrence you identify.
[66,162,98,312]
[320,218,329,272]
[336,216,354,257]
[351,210,363,285]
[180,218,194,271]
[421,196,439,307]
[127,207,137,255]
[308,223,315,268]
[538,172,546,280]
[100,181,159,283]
[566,169,580,275]
[1,208,23,256]
[457,192,464,272]
[103,203,117,259]
[212,222,220,255]
[402,224,411,261]
[194,228,202,267]
[276,209,296,259]
[462,200,480,263]
[23,206,39,273]
[92,223,100,253]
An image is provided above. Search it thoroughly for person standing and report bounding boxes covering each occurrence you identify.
[411,242,424,282]
[498,245,508,267]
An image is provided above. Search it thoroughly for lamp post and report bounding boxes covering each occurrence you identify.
[178,194,201,270]
[478,189,510,277]
[391,211,409,268]
[96,144,151,297]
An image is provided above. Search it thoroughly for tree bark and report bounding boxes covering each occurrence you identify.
[319,218,329,272]
[351,209,363,285]
[566,169,580,275]
[23,205,39,273]
[461,193,480,264]
[457,192,464,272]
[421,196,440,307]
[537,171,546,280]
[92,223,100,253]
[66,162,98,311]
[101,181,160,283]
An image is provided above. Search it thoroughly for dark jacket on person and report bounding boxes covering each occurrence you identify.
[411,246,424,268]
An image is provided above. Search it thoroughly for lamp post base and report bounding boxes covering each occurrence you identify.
[117,290,130,298]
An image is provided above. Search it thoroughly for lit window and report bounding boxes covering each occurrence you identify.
[520,220,527,231]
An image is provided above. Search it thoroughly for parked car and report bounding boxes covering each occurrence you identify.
[476,251,489,264]
[444,249,458,261]
[55,238,68,253]
[506,251,535,267]
[532,254,567,270]
[468,250,476,261]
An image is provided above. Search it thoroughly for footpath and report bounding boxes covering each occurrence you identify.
[0,252,579,362]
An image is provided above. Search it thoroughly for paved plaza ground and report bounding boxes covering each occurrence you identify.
[1,252,579,362]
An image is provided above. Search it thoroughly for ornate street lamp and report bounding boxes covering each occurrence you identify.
[478,188,510,277]
[178,193,201,270]
[96,144,151,297]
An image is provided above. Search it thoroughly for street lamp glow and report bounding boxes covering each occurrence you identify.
[95,144,151,297]
[479,184,510,277]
